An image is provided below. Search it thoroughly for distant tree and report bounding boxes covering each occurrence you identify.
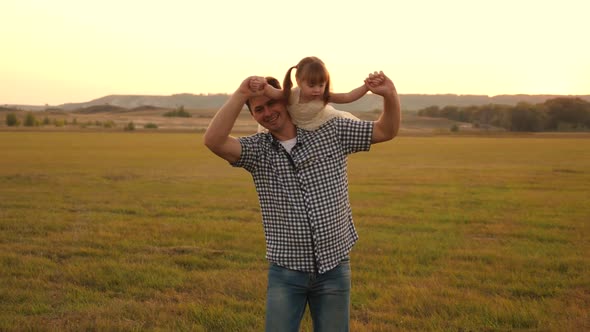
[6,113,19,126]
[510,102,545,131]
[163,105,191,118]
[460,106,475,123]
[416,98,590,132]
[440,106,459,120]
[487,104,513,129]
[124,121,135,131]
[24,112,37,127]
[545,97,590,130]
[417,105,440,117]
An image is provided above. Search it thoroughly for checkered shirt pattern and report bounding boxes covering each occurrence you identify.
[232,118,373,274]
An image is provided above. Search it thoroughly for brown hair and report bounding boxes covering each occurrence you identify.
[283,56,331,105]
[246,77,281,113]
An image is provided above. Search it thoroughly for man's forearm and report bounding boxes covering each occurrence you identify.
[380,90,401,138]
[372,87,401,143]
[203,91,247,149]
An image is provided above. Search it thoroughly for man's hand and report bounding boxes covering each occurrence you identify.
[364,71,384,87]
[365,71,394,97]
[366,71,401,144]
[204,76,267,163]
[240,76,266,98]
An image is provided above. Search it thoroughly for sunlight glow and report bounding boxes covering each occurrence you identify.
[1,0,588,105]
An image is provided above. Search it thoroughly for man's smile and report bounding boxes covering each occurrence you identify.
[265,113,279,124]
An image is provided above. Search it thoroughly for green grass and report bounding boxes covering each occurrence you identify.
[1,132,589,331]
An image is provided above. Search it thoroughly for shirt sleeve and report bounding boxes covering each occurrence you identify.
[334,118,373,155]
[230,134,262,173]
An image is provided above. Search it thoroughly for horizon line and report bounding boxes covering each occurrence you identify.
[4,92,590,107]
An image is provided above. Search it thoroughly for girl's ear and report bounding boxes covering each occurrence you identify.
[295,77,302,87]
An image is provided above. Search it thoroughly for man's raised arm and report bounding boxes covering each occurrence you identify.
[203,77,260,163]
[366,72,401,144]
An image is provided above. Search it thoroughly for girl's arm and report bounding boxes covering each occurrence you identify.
[263,82,284,100]
[249,77,283,100]
[329,83,369,104]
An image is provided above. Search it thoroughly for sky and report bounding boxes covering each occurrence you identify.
[1,0,588,105]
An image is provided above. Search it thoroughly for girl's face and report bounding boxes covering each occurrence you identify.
[297,78,326,103]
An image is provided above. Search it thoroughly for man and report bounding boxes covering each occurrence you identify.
[203,72,400,331]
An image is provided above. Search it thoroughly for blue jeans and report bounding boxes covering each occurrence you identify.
[265,257,351,332]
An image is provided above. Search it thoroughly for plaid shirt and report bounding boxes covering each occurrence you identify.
[232,118,373,274]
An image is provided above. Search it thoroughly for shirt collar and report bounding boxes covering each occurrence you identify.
[268,126,307,150]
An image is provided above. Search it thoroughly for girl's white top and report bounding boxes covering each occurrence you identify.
[287,88,359,130]
[256,88,360,133]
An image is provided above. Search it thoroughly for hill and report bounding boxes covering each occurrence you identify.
[73,104,129,114]
[60,93,230,111]
[395,94,590,111]
[5,93,590,112]
[64,93,590,112]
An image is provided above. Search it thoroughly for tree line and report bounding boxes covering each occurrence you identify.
[417,97,590,132]
[4,112,155,130]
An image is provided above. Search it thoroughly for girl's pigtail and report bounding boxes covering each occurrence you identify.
[283,66,296,103]
[323,79,331,105]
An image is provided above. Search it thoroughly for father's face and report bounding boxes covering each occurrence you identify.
[249,95,291,132]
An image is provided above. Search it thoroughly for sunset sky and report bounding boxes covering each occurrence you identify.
[1,0,588,105]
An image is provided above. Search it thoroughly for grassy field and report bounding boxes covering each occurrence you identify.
[1,132,588,331]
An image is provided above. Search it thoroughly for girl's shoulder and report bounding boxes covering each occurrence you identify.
[288,88,300,105]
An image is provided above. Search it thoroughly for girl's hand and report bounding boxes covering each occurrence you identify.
[365,71,395,97]
[248,76,265,93]
[238,76,266,97]
[365,71,385,88]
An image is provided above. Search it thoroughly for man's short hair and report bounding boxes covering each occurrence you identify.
[246,77,281,112]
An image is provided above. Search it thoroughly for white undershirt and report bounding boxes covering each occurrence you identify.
[279,137,297,153]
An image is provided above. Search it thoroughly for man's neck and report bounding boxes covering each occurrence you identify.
[271,124,297,141]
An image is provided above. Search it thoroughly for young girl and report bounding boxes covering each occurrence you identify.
[252,56,381,131]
